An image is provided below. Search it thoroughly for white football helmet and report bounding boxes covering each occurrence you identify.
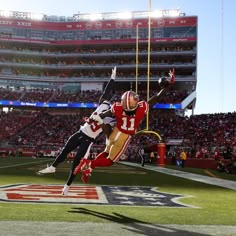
[121,91,139,112]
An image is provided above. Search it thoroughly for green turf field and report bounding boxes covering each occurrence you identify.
[0,156,235,227]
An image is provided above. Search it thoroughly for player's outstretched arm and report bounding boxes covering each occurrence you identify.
[99,66,117,104]
[148,68,175,107]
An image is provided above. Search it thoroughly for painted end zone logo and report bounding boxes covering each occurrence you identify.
[0,184,192,207]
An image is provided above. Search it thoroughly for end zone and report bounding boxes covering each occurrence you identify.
[0,184,196,208]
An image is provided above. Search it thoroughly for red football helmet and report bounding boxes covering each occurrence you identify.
[121,91,139,112]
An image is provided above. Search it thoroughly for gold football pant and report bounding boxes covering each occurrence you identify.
[104,126,131,162]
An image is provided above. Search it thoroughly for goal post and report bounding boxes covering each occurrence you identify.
[135,130,166,167]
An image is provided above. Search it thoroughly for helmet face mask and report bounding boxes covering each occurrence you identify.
[121,91,139,112]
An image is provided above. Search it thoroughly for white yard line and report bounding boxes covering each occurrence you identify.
[0,160,48,169]
[121,162,236,190]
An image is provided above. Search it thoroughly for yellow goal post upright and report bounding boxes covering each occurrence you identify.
[134,0,166,167]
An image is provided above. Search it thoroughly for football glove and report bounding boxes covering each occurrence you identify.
[168,68,175,84]
[111,66,116,80]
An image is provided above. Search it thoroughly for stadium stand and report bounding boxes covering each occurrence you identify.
[0,9,235,172]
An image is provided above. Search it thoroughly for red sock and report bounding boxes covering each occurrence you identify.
[91,156,113,169]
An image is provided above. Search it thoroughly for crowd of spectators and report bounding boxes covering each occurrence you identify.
[50,90,103,103]
[0,56,194,67]
[216,156,236,174]
[1,107,235,161]
[0,110,37,140]
[0,87,22,100]
[21,89,54,102]
[0,86,188,104]
[7,110,92,149]
[0,42,195,80]
[0,43,195,55]
[1,67,193,80]
[0,86,235,167]
[158,112,236,157]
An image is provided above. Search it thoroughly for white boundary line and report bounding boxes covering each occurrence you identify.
[0,160,48,169]
[120,162,236,190]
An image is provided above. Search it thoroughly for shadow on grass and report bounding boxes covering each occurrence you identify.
[68,207,208,236]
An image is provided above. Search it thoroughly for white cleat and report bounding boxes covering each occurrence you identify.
[62,185,70,196]
[38,165,56,174]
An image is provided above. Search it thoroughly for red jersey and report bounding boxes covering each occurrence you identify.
[111,101,149,135]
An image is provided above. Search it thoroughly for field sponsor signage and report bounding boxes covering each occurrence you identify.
[0,184,192,207]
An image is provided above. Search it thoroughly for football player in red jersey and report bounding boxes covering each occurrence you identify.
[74,69,175,183]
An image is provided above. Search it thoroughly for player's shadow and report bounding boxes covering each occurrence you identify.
[68,207,208,236]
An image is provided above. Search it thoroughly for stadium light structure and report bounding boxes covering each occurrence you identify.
[77,13,103,21]
[0,10,12,18]
[168,9,180,17]
[72,9,182,21]
[0,8,182,22]
[0,10,44,20]
[0,9,182,22]
[116,11,132,20]
[29,13,44,21]
[150,10,163,18]
[89,13,103,21]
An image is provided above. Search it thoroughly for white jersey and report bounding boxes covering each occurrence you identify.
[80,101,115,139]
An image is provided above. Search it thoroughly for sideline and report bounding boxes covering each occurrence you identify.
[121,162,236,190]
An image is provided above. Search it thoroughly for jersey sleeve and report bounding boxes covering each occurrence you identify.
[111,102,117,114]
[139,101,149,114]
[111,102,123,115]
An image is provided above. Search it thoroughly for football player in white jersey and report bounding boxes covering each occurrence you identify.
[38,67,117,195]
